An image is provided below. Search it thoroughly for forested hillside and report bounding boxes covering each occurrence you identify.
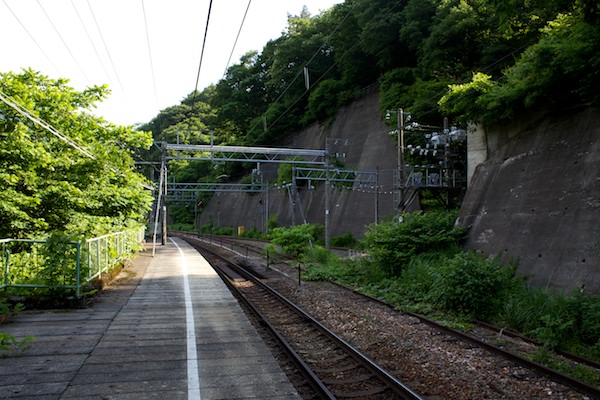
[141,0,600,194]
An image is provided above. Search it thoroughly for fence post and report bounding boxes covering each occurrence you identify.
[3,243,9,288]
[87,240,91,281]
[76,241,82,298]
[96,239,101,278]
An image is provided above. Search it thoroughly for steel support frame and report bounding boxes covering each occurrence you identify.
[157,141,329,248]
[163,143,327,165]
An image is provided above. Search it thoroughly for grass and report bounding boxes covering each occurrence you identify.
[0,301,35,358]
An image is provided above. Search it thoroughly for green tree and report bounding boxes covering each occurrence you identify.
[439,10,600,124]
[353,0,407,70]
[0,69,153,238]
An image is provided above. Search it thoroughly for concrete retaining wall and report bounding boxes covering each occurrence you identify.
[197,91,400,239]
[196,90,600,293]
[458,107,600,293]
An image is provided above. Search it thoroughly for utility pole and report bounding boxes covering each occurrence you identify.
[375,167,380,224]
[324,141,331,249]
[398,108,405,211]
[162,163,167,245]
[387,108,406,211]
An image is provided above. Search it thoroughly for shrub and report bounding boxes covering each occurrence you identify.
[432,251,518,320]
[39,232,80,291]
[240,226,264,239]
[331,232,358,248]
[363,211,466,276]
[268,224,321,257]
[267,215,279,231]
[397,249,461,304]
[301,249,383,287]
[169,223,195,232]
[198,223,235,236]
[0,332,35,357]
[167,204,195,225]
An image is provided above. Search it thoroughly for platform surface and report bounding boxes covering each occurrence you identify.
[0,237,299,399]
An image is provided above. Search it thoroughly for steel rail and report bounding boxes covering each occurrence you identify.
[475,321,600,370]
[205,234,600,384]
[209,253,337,399]
[175,233,600,397]
[187,237,423,400]
[325,280,600,399]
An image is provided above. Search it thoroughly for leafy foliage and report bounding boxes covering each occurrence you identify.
[1,295,34,357]
[330,231,358,248]
[431,252,518,319]
[363,211,466,276]
[268,223,322,257]
[499,287,600,354]
[0,332,35,358]
[300,216,600,363]
[0,70,152,239]
[440,10,600,124]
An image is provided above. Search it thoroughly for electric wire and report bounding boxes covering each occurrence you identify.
[141,0,159,107]
[192,0,214,102]
[70,0,113,86]
[1,0,61,75]
[222,0,252,79]
[256,0,530,133]
[0,88,154,190]
[253,0,402,139]
[247,0,363,140]
[85,0,128,103]
[0,89,95,159]
[36,0,91,84]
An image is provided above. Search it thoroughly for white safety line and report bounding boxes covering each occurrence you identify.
[170,238,201,400]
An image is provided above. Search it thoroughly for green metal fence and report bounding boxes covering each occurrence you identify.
[1,228,145,298]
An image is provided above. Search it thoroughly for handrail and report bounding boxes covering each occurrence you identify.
[0,227,145,297]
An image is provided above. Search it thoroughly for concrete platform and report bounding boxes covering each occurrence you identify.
[0,237,299,399]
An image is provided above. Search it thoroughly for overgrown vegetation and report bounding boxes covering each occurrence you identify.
[274,212,600,367]
[439,10,600,124]
[362,211,467,276]
[1,229,144,298]
[0,332,34,358]
[499,287,600,359]
[0,69,151,304]
[267,223,323,258]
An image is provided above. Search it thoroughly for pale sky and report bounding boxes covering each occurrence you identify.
[0,0,342,126]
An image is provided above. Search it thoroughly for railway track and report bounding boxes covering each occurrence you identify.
[322,279,600,397]
[173,232,600,398]
[184,235,423,400]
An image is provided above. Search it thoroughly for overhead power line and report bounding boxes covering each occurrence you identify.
[85,0,128,103]
[70,0,113,86]
[36,0,91,84]
[222,0,252,78]
[0,89,95,159]
[193,0,214,96]
[252,0,382,138]
[0,88,154,190]
[141,0,159,107]
[1,0,61,75]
